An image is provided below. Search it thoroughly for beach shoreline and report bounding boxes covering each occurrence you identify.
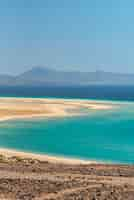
[0,148,98,165]
[0,97,115,122]
[0,97,117,165]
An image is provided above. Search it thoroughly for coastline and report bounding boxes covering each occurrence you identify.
[0,98,134,199]
[0,97,115,122]
[0,148,98,165]
[0,97,117,165]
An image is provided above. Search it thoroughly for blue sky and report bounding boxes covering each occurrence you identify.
[0,0,134,74]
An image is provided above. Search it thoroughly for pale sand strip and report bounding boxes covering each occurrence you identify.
[0,97,115,122]
[0,113,69,122]
[0,148,98,165]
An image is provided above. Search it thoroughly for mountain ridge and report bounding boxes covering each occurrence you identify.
[0,67,134,86]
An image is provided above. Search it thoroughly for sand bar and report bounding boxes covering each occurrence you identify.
[0,97,115,122]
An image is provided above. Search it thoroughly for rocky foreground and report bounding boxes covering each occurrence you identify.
[0,155,133,199]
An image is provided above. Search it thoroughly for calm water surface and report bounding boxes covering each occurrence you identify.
[0,103,134,164]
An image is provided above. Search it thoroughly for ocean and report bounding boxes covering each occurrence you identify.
[0,85,134,164]
[0,85,134,101]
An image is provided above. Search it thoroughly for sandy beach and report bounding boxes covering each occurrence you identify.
[0,97,114,122]
[0,148,97,165]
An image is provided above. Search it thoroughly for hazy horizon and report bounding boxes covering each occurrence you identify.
[1,0,134,75]
[1,66,134,76]
[2,67,134,76]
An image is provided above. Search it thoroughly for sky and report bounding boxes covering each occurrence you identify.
[0,0,134,75]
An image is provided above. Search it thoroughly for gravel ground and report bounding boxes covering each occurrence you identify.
[0,156,134,199]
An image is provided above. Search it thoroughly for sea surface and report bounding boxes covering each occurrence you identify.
[0,85,134,101]
[0,85,134,164]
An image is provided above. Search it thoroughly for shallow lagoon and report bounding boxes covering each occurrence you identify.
[0,103,134,164]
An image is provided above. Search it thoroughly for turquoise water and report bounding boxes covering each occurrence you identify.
[0,103,134,164]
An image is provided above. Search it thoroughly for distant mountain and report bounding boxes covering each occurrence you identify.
[13,67,97,85]
[1,67,134,86]
[0,74,14,85]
